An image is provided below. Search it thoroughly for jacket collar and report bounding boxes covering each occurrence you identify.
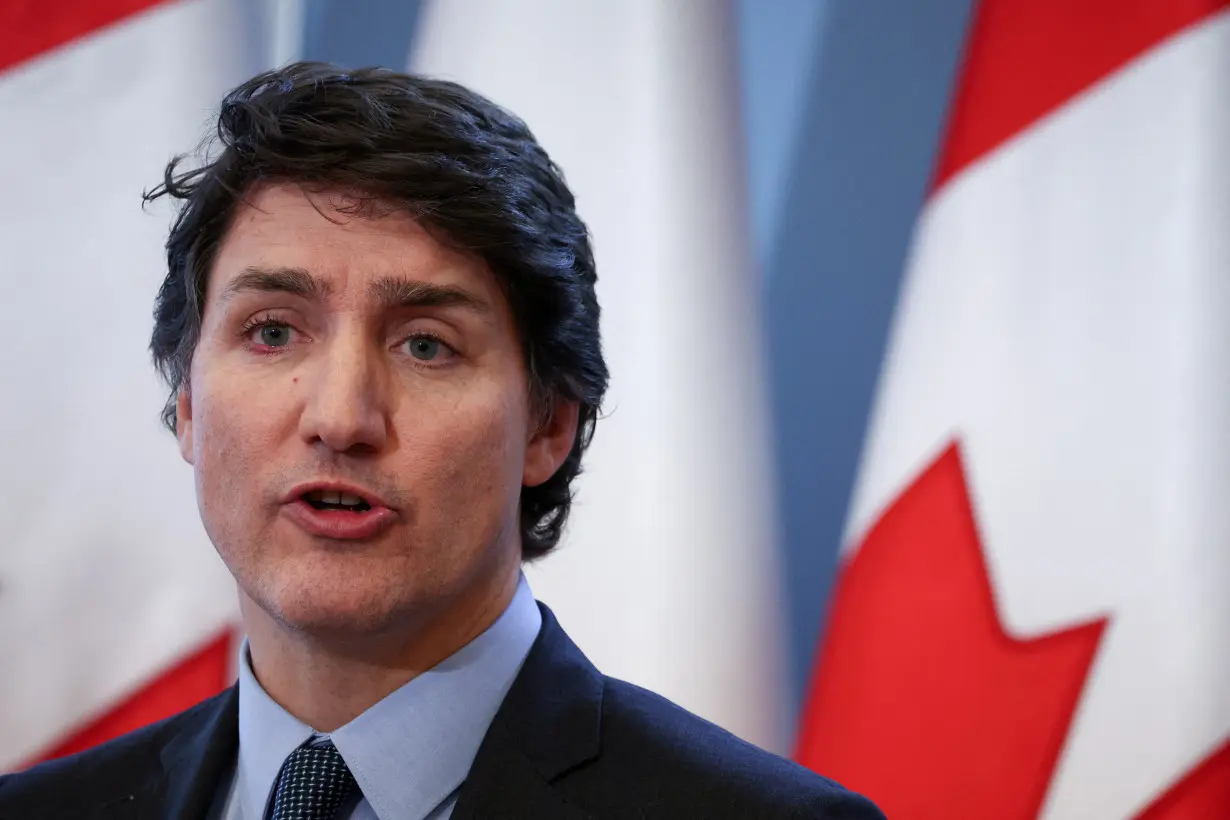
[105,601,601,820]
[450,602,603,820]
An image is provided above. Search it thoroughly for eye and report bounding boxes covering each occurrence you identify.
[254,323,292,347]
[406,335,445,361]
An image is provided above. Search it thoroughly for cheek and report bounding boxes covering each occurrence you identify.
[190,367,285,506]
[397,387,527,521]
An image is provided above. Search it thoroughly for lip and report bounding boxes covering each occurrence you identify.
[280,480,397,541]
[282,480,393,510]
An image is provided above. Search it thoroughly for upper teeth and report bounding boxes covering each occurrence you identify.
[310,491,364,505]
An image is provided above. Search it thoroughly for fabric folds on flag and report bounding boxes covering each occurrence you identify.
[797,2,1230,818]
[0,0,252,769]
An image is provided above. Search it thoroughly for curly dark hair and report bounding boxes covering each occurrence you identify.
[145,62,608,560]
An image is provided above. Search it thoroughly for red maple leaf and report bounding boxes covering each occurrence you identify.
[1134,738,1230,819]
[795,442,1108,819]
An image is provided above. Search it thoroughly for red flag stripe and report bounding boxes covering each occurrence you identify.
[1,0,236,770]
[0,0,172,74]
[21,629,236,767]
[933,0,1230,192]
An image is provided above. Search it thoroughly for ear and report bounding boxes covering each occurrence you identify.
[522,399,580,488]
[175,387,195,465]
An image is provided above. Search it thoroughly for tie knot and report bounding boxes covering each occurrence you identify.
[269,739,358,820]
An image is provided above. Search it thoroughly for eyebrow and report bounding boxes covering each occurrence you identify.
[218,267,493,319]
[368,275,493,319]
[218,266,331,303]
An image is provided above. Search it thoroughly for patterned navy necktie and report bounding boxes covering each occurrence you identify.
[268,739,358,820]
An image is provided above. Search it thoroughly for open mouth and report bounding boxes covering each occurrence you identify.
[301,489,372,513]
[283,484,394,540]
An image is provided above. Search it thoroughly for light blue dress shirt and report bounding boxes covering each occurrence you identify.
[216,575,542,820]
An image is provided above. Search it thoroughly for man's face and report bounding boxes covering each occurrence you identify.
[178,183,574,639]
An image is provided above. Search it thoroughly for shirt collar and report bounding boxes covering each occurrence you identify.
[236,574,542,820]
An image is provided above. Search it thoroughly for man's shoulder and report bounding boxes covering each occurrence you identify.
[0,690,230,815]
[577,675,884,818]
[502,603,883,818]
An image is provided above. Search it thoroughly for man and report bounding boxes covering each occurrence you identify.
[0,63,883,820]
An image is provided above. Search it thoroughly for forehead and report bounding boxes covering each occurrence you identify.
[207,183,495,303]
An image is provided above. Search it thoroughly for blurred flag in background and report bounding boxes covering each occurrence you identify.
[410,0,790,754]
[0,0,790,767]
[9,3,1230,818]
[798,2,1230,818]
[0,0,251,769]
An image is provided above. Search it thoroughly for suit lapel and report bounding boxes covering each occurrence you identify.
[451,604,602,820]
[450,742,591,820]
[104,686,239,820]
[156,685,239,820]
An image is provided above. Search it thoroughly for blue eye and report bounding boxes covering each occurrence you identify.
[407,336,442,360]
[258,324,291,346]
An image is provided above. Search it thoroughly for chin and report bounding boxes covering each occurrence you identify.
[255,561,415,638]
[276,595,397,636]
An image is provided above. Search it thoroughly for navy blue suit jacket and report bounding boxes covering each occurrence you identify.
[0,605,884,819]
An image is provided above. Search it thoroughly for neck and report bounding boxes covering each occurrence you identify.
[240,564,521,732]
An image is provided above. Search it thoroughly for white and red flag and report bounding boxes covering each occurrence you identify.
[0,0,252,769]
[1,0,791,769]
[797,1,1230,818]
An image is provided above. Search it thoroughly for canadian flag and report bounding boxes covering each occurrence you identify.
[0,0,250,769]
[797,1,1230,819]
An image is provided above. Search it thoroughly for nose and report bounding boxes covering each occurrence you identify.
[297,330,390,455]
